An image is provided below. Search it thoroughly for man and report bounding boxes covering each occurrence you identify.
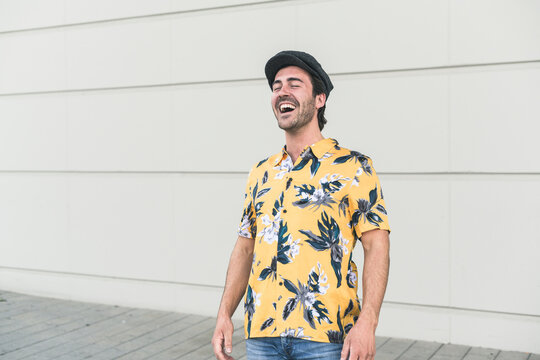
[212,50,391,360]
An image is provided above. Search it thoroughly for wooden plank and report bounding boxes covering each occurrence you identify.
[0,303,114,349]
[0,305,132,358]
[0,296,93,328]
[112,316,215,360]
[22,309,157,360]
[92,311,186,347]
[151,326,216,359]
[376,338,416,360]
[86,312,195,359]
[397,340,443,360]
[0,296,64,322]
[495,351,531,360]
[1,292,538,360]
[463,347,500,360]
[376,336,391,349]
[0,294,46,316]
[0,301,98,339]
[0,291,25,300]
[431,343,472,360]
[0,291,36,304]
[52,311,186,360]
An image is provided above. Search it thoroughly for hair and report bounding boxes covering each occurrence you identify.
[308,73,328,131]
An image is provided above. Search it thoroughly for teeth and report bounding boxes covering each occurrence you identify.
[279,103,296,112]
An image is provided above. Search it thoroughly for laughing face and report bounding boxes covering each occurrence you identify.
[271,66,324,132]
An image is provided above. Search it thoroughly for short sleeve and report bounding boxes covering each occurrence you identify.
[348,157,390,239]
[237,165,256,239]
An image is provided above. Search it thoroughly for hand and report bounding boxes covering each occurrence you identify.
[340,315,376,360]
[212,315,235,360]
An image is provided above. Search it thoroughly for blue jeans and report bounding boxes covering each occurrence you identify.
[246,337,343,360]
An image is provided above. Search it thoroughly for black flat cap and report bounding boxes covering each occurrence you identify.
[265,50,334,98]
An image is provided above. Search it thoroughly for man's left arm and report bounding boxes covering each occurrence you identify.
[341,228,390,360]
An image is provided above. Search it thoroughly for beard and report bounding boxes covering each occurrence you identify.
[275,96,317,132]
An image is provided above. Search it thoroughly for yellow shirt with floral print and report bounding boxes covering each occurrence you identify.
[238,138,390,344]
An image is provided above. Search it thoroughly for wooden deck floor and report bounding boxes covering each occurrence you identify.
[0,290,537,360]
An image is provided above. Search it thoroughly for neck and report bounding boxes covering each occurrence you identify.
[284,121,324,163]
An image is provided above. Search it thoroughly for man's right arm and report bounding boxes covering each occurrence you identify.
[212,235,254,360]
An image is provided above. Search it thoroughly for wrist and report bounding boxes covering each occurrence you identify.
[217,311,231,320]
[217,305,234,319]
[359,309,379,329]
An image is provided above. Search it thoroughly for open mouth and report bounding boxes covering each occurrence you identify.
[279,103,297,114]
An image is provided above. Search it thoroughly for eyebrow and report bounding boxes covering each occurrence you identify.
[272,77,305,87]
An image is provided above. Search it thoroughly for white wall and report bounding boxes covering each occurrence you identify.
[0,0,539,353]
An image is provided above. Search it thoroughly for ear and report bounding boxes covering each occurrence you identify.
[315,93,326,109]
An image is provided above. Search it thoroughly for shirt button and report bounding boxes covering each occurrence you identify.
[279,282,283,286]
[282,209,287,213]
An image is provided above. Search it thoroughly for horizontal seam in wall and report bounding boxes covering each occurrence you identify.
[0,170,539,176]
[1,59,539,98]
[0,265,225,289]
[0,0,303,35]
[1,265,538,319]
[383,300,540,319]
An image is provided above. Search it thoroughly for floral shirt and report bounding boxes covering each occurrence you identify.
[238,138,390,343]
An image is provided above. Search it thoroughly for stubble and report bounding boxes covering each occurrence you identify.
[276,96,316,132]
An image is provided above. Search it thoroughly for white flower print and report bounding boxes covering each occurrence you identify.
[280,327,310,339]
[274,156,293,179]
[311,188,327,203]
[304,292,316,308]
[286,236,301,259]
[253,290,261,307]
[251,252,256,274]
[313,263,329,295]
[352,167,363,186]
[320,152,333,160]
[281,262,331,329]
[238,214,252,238]
[339,233,349,256]
[281,328,296,337]
[347,269,357,286]
[258,213,281,244]
[293,174,350,211]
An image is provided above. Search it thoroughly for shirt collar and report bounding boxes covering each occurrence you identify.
[274,138,339,166]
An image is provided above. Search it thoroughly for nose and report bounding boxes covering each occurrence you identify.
[277,84,291,97]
